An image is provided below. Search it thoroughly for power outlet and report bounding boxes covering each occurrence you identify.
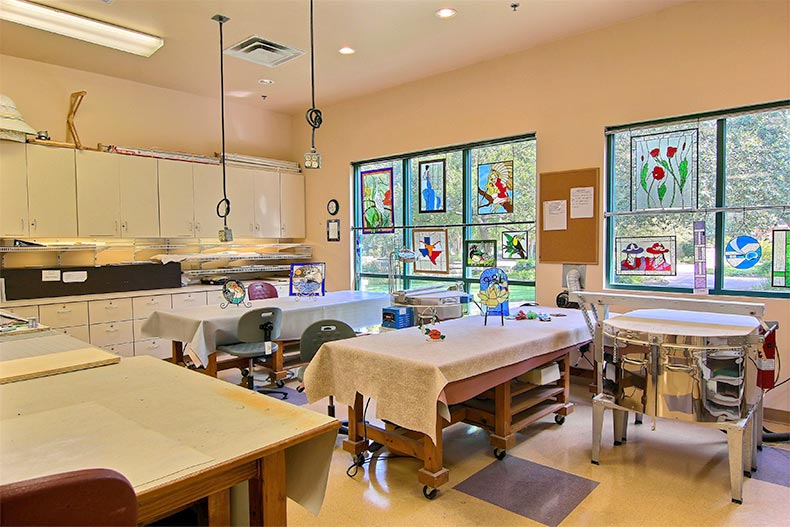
[304,151,322,169]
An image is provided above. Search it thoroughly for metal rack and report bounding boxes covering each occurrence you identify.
[181,264,292,277]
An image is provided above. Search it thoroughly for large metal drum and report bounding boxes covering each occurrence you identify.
[601,309,759,423]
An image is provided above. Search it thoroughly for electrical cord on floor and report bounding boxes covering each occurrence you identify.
[345,397,404,477]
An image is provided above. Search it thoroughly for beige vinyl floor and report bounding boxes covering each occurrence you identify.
[229,369,790,527]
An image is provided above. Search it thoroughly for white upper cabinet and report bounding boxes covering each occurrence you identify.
[76,150,121,237]
[227,166,256,238]
[253,170,281,238]
[193,164,224,238]
[27,144,77,237]
[119,155,159,238]
[0,141,29,237]
[158,159,195,238]
[279,172,305,238]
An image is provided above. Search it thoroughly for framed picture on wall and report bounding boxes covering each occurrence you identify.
[501,230,528,260]
[412,228,449,274]
[477,160,513,215]
[465,240,497,268]
[418,159,446,213]
[361,168,394,234]
[615,236,676,276]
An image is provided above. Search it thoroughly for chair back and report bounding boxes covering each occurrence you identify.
[248,281,278,300]
[237,307,283,343]
[0,468,137,526]
[299,319,356,362]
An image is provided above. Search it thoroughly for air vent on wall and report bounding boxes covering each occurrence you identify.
[224,35,304,67]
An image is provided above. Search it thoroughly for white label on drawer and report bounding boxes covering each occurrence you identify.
[42,270,61,282]
[62,271,88,283]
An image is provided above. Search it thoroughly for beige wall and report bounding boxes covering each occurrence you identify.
[293,1,790,411]
[0,54,293,160]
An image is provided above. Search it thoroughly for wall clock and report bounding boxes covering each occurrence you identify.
[327,199,339,216]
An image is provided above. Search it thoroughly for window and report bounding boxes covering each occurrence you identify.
[353,135,536,301]
[606,102,790,297]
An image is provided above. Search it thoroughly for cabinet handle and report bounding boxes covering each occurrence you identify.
[30,219,37,230]
[146,299,159,306]
[149,341,160,349]
[255,224,260,231]
[56,308,72,314]
[195,222,201,232]
[122,221,128,231]
[188,222,193,233]
[105,327,119,333]
[104,304,119,310]
[114,220,119,233]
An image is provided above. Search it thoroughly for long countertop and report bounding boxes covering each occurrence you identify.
[0,281,289,308]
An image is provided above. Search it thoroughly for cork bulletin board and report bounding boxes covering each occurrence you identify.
[538,168,600,264]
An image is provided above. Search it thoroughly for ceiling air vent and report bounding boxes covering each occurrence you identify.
[224,35,304,67]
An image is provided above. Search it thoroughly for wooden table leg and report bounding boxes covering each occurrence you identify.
[490,380,516,450]
[249,450,287,527]
[342,393,368,456]
[204,352,218,377]
[417,411,449,490]
[171,341,184,365]
[206,488,230,526]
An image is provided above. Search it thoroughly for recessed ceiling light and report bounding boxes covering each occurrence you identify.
[258,78,274,85]
[435,8,457,19]
[0,0,164,57]
[338,46,355,55]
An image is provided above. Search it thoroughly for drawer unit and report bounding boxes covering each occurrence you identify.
[172,291,207,310]
[39,302,89,328]
[3,305,39,319]
[60,325,90,343]
[89,298,133,325]
[135,338,171,359]
[103,342,134,358]
[207,290,225,305]
[89,320,133,347]
[132,294,172,320]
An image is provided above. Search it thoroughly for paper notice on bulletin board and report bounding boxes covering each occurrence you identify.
[570,187,594,218]
[543,200,567,231]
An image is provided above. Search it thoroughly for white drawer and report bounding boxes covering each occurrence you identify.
[89,320,133,347]
[89,298,133,324]
[172,292,207,310]
[206,290,225,305]
[275,286,289,298]
[3,305,39,319]
[60,325,90,343]
[132,294,172,320]
[39,302,89,328]
[133,318,154,342]
[103,342,134,358]
[135,338,171,359]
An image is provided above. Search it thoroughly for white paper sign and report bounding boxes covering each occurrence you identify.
[62,271,88,283]
[570,187,594,219]
[543,200,567,231]
[42,270,61,282]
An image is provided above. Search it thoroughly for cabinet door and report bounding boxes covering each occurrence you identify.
[279,172,305,238]
[76,150,121,237]
[27,144,77,237]
[0,141,29,237]
[158,159,195,237]
[192,164,224,238]
[253,170,281,238]
[119,156,159,237]
[227,166,256,238]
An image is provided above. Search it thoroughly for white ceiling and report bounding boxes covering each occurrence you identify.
[0,0,686,114]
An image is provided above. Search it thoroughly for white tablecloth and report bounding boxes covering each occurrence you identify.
[141,290,390,365]
[305,307,590,443]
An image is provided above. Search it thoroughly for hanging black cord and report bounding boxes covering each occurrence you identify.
[213,14,231,226]
[305,0,322,149]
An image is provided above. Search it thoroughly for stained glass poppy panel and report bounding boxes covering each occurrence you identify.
[631,129,698,211]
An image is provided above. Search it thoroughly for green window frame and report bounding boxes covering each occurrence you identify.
[605,100,790,299]
[352,134,537,301]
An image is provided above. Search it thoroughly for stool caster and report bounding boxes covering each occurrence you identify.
[275,379,285,388]
[423,486,439,500]
[493,448,506,460]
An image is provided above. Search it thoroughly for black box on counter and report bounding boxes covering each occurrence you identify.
[0,262,181,301]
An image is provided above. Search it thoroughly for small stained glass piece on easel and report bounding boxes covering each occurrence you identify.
[478,268,510,325]
[221,279,251,308]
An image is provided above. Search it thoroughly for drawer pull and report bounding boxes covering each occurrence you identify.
[149,342,160,349]
[104,305,119,310]
[105,327,119,333]
[56,308,72,314]
[146,300,160,305]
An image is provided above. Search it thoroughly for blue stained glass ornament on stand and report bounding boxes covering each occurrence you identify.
[478,268,510,326]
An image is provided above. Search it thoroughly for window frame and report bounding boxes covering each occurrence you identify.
[605,100,790,299]
[352,133,537,298]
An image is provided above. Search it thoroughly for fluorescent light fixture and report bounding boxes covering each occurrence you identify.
[0,0,164,57]
[435,8,457,18]
[338,46,355,55]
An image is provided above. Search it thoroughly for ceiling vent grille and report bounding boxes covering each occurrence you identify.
[224,35,304,67]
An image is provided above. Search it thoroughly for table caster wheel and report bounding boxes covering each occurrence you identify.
[354,453,365,466]
[732,498,742,505]
[493,448,506,460]
[591,460,600,465]
[744,471,752,478]
[241,368,249,377]
[614,440,622,446]
[554,414,566,425]
[423,486,438,500]
[275,379,285,388]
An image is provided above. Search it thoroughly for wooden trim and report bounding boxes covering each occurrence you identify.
[764,407,790,425]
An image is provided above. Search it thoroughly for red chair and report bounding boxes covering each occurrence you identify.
[0,468,137,526]
[248,281,278,300]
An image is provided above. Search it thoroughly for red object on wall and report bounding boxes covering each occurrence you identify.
[756,329,777,390]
